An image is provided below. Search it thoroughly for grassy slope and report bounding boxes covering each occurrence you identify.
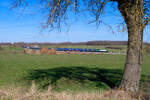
[0,46,149,92]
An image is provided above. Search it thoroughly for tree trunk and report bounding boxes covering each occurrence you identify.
[118,1,144,92]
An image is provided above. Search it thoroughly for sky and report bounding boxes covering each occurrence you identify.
[0,0,149,43]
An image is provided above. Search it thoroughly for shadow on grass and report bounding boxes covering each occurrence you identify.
[24,66,123,91]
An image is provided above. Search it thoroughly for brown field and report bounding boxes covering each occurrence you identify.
[0,83,138,100]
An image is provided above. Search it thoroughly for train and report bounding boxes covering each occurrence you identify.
[23,46,108,53]
[55,48,108,52]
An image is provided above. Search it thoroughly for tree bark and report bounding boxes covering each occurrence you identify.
[118,1,144,92]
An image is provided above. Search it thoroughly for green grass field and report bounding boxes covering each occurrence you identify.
[0,46,150,92]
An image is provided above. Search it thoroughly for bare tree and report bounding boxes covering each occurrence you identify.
[14,0,150,92]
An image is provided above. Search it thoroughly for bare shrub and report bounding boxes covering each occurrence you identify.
[24,48,34,54]
[34,50,41,55]
[41,48,48,54]
[0,46,3,50]
[145,45,150,53]
[48,48,56,55]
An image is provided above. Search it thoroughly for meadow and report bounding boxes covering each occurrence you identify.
[0,46,150,93]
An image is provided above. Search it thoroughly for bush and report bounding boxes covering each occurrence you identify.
[145,45,150,53]
[0,46,3,50]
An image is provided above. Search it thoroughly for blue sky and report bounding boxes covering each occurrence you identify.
[0,0,149,43]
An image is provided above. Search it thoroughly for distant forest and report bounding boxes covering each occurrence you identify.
[0,41,150,47]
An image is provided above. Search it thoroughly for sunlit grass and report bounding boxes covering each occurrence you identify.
[0,46,149,92]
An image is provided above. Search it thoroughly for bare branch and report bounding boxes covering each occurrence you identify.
[13,0,150,31]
